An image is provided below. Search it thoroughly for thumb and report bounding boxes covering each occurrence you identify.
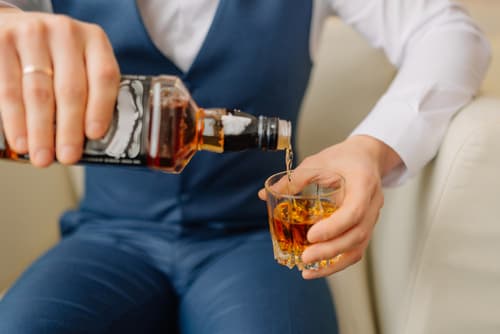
[258,188,267,200]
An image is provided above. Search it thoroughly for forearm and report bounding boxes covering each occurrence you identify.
[353,22,490,185]
[330,0,491,185]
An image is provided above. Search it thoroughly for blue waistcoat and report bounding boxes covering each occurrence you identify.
[54,0,313,234]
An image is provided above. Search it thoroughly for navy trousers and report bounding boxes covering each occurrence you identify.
[0,223,338,333]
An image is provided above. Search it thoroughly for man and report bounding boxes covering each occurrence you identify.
[0,0,490,333]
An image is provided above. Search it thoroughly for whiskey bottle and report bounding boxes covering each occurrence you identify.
[0,75,291,173]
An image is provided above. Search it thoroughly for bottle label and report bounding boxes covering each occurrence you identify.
[80,75,151,166]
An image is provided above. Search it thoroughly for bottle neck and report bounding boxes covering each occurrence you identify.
[197,108,291,153]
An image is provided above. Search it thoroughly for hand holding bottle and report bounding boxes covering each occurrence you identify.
[259,135,402,279]
[0,8,120,167]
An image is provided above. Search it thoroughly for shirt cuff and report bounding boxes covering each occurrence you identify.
[0,1,18,9]
[350,96,446,187]
[0,1,52,12]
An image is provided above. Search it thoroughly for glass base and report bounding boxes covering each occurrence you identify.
[272,239,343,271]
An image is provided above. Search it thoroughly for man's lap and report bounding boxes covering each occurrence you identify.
[0,236,177,333]
[180,230,338,334]
[0,224,338,334]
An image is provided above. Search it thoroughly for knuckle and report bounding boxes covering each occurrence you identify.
[0,84,21,104]
[356,229,368,244]
[29,85,52,104]
[19,19,46,37]
[87,23,107,40]
[348,206,364,224]
[32,112,53,126]
[56,122,83,139]
[58,83,86,101]
[319,246,333,259]
[0,29,14,45]
[50,15,73,29]
[323,230,335,242]
[301,156,312,164]
[300,156,316,168]
[50,15,78,36]
[97,63,119,83]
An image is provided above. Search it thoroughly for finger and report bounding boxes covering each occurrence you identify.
[16,20,55,167]
[307,171,384,243]
[0,30,27,153]
[50,17,86,164]
[266,167,344,200]
[83,24,119,139]
[302,245,366,280]
[265,168,315,197]
[258,188,266,200]
[307,192,369,243]
[301,222,372,265]
[302,191,382,264]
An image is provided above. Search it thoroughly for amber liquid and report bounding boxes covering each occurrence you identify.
[0,138,26,162]
[285,146,293,181]
[146,93,199,173]
[0,146,19,160]
[284,146,296,209]
[271,199,337,255]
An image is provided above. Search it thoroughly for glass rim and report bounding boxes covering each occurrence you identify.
[264,168,345,200]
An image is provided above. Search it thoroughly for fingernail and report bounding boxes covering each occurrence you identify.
[86,121,105,138]
[33,148,53,166]
[58,145,79,163]
[15,137,27,152]
[258,189,266,199]
[307,232,317,243]
[303,262,321,271]
[302,270,317,280]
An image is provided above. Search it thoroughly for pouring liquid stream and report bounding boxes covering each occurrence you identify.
[285,146,300,209]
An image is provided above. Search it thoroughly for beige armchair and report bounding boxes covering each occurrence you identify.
[297,2,500,333]
[1,1,499,333]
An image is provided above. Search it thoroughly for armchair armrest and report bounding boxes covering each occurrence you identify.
[371,95,500,334]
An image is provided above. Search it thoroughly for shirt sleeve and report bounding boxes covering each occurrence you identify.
[328,0,491,186]
[0,0,51,11]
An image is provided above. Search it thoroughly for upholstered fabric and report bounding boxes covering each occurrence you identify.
[371,97,500,334]
[0,163,75,290]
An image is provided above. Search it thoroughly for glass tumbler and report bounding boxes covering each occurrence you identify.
[265,168,345,270]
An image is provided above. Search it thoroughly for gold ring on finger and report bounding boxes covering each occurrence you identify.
[22,65,53,77]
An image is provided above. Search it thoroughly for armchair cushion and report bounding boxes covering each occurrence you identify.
[372,97,500,334]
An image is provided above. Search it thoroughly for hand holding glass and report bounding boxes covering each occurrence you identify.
[264,169,345,271]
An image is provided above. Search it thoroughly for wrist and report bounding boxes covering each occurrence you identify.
[347,135,402,178]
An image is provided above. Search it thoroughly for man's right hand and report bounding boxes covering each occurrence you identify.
[0,8,120,166]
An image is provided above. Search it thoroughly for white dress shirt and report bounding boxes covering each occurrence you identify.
[0,0,491,185]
